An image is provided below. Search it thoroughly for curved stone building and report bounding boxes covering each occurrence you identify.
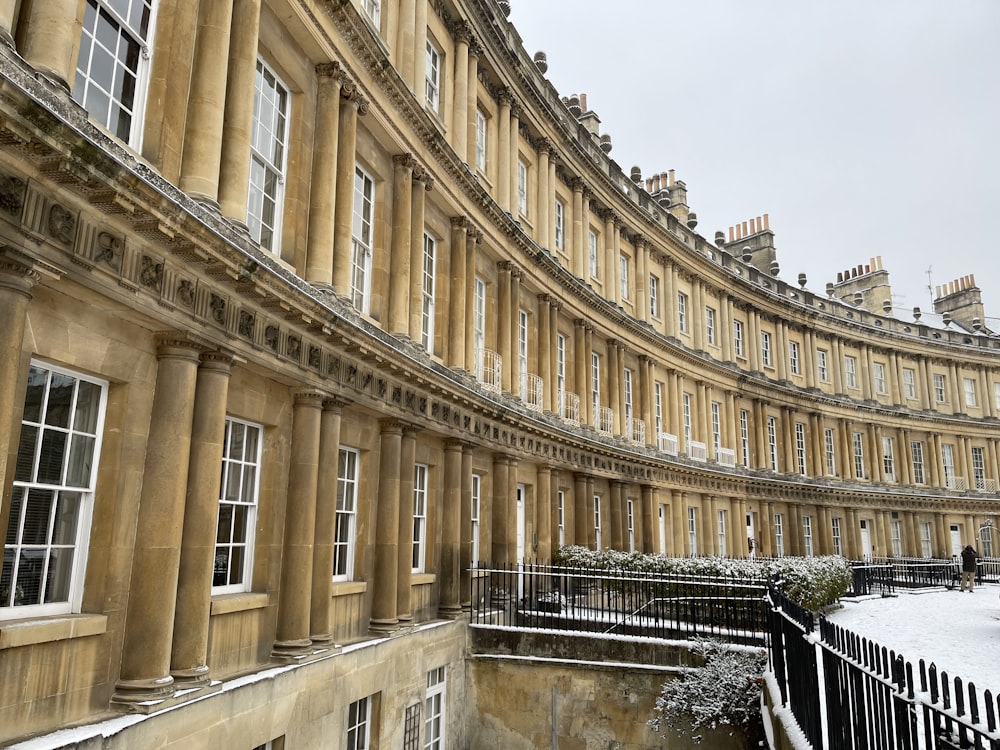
[0,0,996,746]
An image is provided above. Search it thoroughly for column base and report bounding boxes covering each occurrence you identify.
[111,674,175,708]
[170,664,210,686]
[437,605,464,620]
[368,617,399,636]
[270,637,314,663]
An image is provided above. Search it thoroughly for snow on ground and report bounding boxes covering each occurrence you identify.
[825,582,1000,696]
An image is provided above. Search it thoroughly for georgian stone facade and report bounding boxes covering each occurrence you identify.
[0,0,997,747]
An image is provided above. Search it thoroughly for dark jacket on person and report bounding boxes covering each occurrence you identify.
[961,546,978,573]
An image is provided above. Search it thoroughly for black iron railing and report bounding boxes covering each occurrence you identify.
[470,562,768,645]
[768,585,1000,749]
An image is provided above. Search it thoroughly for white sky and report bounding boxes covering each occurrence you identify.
[509,1,1000,323]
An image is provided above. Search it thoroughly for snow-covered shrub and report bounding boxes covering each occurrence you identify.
[552,545,852,611]
[649,637,767,745]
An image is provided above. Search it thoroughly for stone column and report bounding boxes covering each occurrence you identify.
[636,239,648,322]
[408,169,432,341]
[549,300,560,411]
[609,481,624,551]
[466,42,480,164]
[604,212,617,305]
[497,262,512,393]
[310,399,346,645]
[775,322,788,381]
[509,103,520,213]
[663,262,676,338]
[218,0,263,222]
[396,427,418,626]
[464,228,480,371]
[272,390,325,660]
[574,319,589,427]
[548,156,558,250]
[549,469,562,554]
[0,0,16,45]
[572,179,585,277]
[537,295,551,411]
[171,351,233,685]
[413,0,428,107]
[115,336,202,704]
[691,282,704,351]
[672,491,686,556]
[179,0,235,205]
[497,93,512,210]
[510,269,523,398]
[608,340,621,434]
[448,217,468,366]
[536,465,552,563]
[19,0,80,89]
[459,445,474,611]
[451,24,470,158]
[641,486,655,553]
[370,421,403,633]
[585,477,597,548]
[859,346,873,400]
[0,255,41,493]
[536,141,550,247]
[388,154,415,334]
[304,63,344,288]
[332,84,367,298]
[506,459,520,562]
[492,455,510,563]
[439,441,463,619]
[573,473,589,546]
[980,366,994,418]
[398,0,416,87]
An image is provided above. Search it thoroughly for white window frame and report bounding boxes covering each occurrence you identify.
[803,515,813,557]
[517,159,528,217]
[334,447,360,580]
[247,58,290,254]
[816,349,829,382]
[789,340,800,375]
[882,436,896,482]
[649,274,659,318]
[933,373,946,403]
[845,355,858,389]
[942,443,955,486]
[619,255,629,300]
[412,464,428,573]
[677,292,688,332]
[588,230,599,278]
[424,666,447,750]
[739,409,750,467]
[890,517,902,557]
[760,331,772,367]
[832,517,843,556]
[623,368,633,425]
[556,334,567,398]
[711,401,722,455]
[964,377,977,407]
[351,164,375,313]
[717,509,727,557]
[920,522,933,558]
[73,0,156,147]
[425,37,442,112]
[873,362,887,395]
[911,441,925,485]
[591,352,601,416]
[687,506,698,556]
[594,496,603,550]
[654,382,664,436]
[215,417,263,594]
[994,382,1000,411]
[852,432,866,479]
[774,513,784,557]
[421,233,436,353]
[347,694,373,750]
[627,499,635,552]
[767,416,778,471]
[705,307,716,345]
[824,427,836,476]
[471,473,481,565]
[517,309,528,400]
[972,446,987,490]
[474,107,487,172]
[3,362,108,616]
[473,276,486,356]
[557,491,566,547]
[554,199,565,251]
[733,320,745,357]
[903,368,916,399]
[682,393,692,448]
[795,422,807,475]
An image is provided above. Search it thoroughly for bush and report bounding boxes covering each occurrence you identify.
[649,637,767,746]
[552,545,852,611]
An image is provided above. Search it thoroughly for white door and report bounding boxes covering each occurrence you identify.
[516,485,526,599]
[746,512,756,558]
[859,519,873,560]
[950,525,963,557]
[658,506,667,555]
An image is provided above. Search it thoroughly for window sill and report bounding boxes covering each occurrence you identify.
[411,573,436,586]
[332,581,368,597]
[0,613,108,650]
[210,591,270,616]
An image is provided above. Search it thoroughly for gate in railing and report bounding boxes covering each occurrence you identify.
[768,585,1000,749]
[471,562,768,645]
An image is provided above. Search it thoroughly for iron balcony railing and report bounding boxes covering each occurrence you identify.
[688,440,707,462]
[658,432,678,455]
[520,372,543,412]
[625,416,645,446]
[558,390,580,426]
[594,406,613,437]
[475,348,501,394]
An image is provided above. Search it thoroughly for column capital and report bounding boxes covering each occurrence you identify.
[571,177,586,193]
[497,260,517,274]
[379,418,406,434]
[412,164,434,191]
[451,19,473,45]
[536,138,554,156]
[291,388,327,407]
[393,152,416,170]
[315,61,342,79]
[450,215,469,230]
[323,397,351,412]
[153,331,210,358]
[198,350,235,372]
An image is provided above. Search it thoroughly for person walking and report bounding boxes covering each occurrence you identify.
[960,545,979,592]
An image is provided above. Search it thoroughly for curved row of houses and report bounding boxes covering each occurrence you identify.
[0,0,995,746]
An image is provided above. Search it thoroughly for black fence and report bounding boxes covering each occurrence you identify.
[848,556,999,597]
[470,562,768,644]
[768,585,1000,749]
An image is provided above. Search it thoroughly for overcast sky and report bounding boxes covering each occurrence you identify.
[509,1,1000,324]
